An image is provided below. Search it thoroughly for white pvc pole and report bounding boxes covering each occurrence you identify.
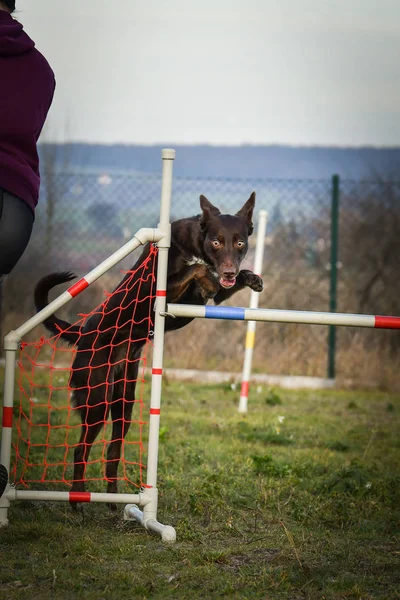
[238,210,268,413]
[165,304,400,329]
[0,334,18,526]
[5,489,149,505]
[127,149,177,543]
[146,149,174,491]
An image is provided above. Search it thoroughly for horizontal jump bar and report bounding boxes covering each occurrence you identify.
[6,488,151,505]
[165,304,400,329]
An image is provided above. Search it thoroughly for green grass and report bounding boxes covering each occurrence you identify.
[0,376,399,599]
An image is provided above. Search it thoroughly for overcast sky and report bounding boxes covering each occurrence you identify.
[16,0,400,146]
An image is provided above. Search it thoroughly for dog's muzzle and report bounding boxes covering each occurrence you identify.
[219,276,236,289]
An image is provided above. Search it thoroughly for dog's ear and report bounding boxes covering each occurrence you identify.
[236,192,256,234]
[200,195,221,224]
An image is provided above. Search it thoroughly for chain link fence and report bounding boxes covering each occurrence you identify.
[1,169,400,388]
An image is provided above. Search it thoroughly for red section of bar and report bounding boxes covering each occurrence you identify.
[69,491,91,503]
[2,406,13,428]
[375,315,400,329]
[240,381,249,397]
[156,290,167,297]
[152,368,163,375]
[150,408,161,415]
[68,278,89,298]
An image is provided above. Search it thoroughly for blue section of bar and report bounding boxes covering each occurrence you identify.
[205,306,245,320]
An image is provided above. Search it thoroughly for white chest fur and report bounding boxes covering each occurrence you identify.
[185,256,218,279]
[185,256,208,267]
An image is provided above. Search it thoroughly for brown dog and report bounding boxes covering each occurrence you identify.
[34,193,263,503]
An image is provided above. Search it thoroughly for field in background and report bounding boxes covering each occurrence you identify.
[0,376,399,600]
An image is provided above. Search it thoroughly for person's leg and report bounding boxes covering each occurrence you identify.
[0,190,34,497]
[0,464,7,498]
[0,188,34,277]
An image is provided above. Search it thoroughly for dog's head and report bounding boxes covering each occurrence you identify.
[199,192,255,289]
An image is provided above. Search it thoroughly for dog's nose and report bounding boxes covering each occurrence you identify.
[222,267,236,279]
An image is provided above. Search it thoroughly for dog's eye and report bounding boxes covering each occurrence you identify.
[237,240,245,249]
[212,240,221,248]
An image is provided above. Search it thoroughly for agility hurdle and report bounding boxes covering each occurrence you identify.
[2,147,400,545]
[238,209,268,414]
[0,149,177,542]
[163,304,400,329]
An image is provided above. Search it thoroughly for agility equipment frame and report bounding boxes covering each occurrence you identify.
[2,148,400,543]
[0,149,176,542]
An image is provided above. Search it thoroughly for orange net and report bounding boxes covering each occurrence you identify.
[12,246,157,492]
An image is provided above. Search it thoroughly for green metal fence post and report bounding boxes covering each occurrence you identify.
[328,174,340,379]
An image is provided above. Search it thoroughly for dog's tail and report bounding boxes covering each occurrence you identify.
[34,272,82,345]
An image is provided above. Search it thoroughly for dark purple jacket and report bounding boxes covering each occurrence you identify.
[0,10,55,214]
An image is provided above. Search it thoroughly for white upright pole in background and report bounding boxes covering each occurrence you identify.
[238,210,268,414]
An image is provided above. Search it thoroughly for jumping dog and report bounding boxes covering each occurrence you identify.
[34,193,263,503]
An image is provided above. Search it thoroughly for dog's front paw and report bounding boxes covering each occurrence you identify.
[241,270,263,292]
[250,275,264,292]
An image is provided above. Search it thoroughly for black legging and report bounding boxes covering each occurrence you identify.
[0,189,32,491]
[0,189,32,490]
[0,188,34,278]
[0,464,7,498]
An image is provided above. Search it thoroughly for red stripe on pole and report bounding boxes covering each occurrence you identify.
[2,406,13,428]
[152,368,163,375]
[375,315,400,329]
[68,278,89,298]
[156,290,167,297]
[150,408,161,415]
[240,381,249,397]
[69,491,91,503]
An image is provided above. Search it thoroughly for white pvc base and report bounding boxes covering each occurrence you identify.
[124,504,176,543]
[0,485,150,527]
[1,486,177,542]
